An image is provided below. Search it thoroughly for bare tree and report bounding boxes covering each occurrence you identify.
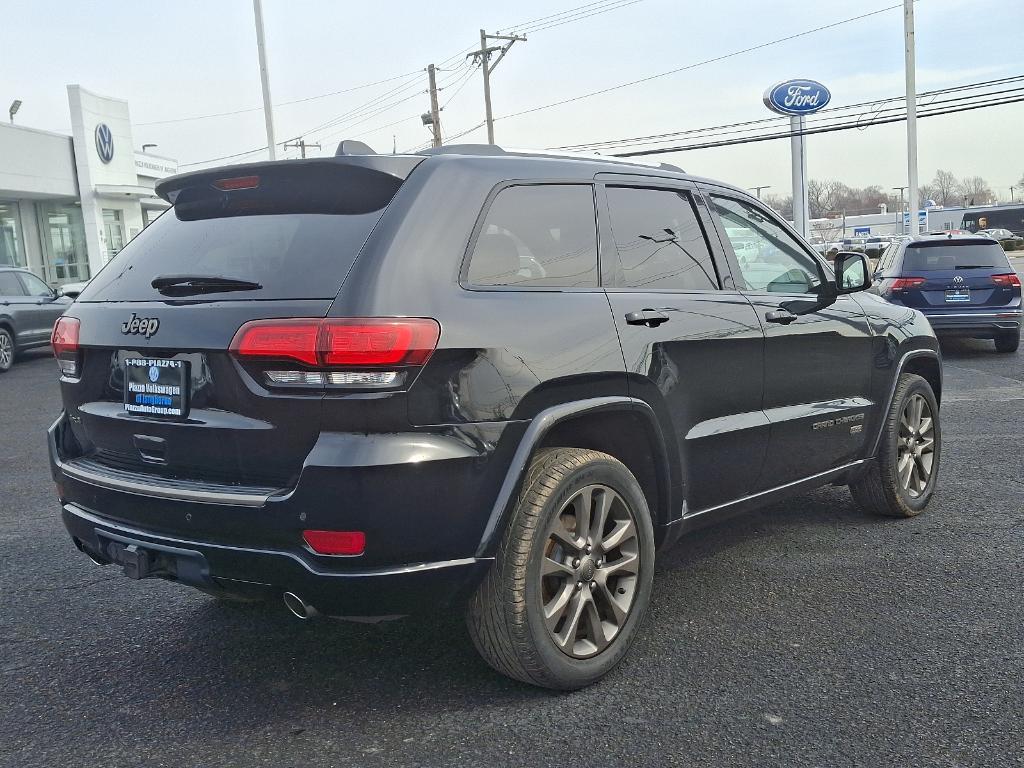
[762,193,793,219]
[807,180,847,218]
[959,176,994,205]
[928,169,960,206]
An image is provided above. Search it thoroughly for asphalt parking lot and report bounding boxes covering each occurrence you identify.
[2,315,1022,766]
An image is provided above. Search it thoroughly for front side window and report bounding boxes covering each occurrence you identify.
[605,186,719,291]
[711,195,823,293]
[467,185,598,288]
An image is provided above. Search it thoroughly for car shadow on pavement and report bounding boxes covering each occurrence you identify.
[105,483,874,720]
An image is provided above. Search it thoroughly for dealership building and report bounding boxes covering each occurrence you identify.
[0,85,177,287]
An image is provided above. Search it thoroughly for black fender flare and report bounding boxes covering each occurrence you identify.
[867,347,942,458]
[474,396,674,558]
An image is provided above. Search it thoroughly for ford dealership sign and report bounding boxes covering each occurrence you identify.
[763,79,831,116]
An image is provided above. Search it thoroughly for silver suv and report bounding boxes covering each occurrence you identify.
[0,267,71,372]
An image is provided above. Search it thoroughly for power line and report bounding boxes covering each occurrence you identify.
[554,75,1024,152]
[135,69,424,126]
[493,3,906,124]
[612,92,1024,157]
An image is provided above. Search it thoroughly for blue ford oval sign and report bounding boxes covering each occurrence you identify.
[763,79,831,116]
[95,123,114,164]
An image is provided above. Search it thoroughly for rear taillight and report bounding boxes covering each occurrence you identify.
[992,273,1021,287]
[889,277,926,291]
[51,316,80,377]
[230,317,440,389]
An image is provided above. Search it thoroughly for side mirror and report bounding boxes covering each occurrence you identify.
[834,251,871,294]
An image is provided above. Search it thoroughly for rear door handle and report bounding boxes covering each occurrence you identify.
[765,309,797,325]
[625,310,670,328]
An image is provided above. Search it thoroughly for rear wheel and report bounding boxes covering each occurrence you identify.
[850,373,940,517]
[995,331,1020,353]
[466,448,655,690]
[0,328,14,373]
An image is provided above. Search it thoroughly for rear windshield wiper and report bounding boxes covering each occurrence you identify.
[954,265,992,269]
[152,275,263,295]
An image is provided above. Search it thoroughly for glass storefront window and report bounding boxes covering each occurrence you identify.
[103,209,125,260]
[0,200,26,268]
[37,201,90,284]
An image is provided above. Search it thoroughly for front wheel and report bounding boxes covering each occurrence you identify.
[0,328,14,373]
[850,373,940,517]
[466,448,655,690]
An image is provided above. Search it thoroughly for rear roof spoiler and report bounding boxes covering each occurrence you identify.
[155,155,424,205]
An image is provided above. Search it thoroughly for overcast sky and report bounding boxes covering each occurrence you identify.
[6,0,1023,198]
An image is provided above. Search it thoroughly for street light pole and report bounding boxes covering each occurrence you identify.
[903,0,919,234]
[893,186,908,234]
[252,0,277,160]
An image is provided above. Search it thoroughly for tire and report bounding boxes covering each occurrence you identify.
[850,373,940,518]
[995,332,1020,353]
[0,328,14,373]
[466,448,655,690]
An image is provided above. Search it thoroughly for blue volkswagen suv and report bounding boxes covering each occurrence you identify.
[870,233,1021,352]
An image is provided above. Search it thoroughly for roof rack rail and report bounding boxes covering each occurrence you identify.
[415,143,685,173]
[418,144,507,156]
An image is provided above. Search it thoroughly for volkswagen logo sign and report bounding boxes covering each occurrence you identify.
[148,365,161,383]
[763,79,831,116]
[95,123,114,164]
[953,275,965,283]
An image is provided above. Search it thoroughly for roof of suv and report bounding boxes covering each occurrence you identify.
[909,232,998,244]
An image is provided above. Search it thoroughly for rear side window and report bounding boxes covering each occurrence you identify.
[0,272,25,296]
[605,186,719,290]
[902,243,1009,272]
[467,185,598,288]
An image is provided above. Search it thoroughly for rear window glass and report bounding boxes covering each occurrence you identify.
[467,184,598,288]
[79,207,384,301]
[0,272,25,296]
[902,243,1009,272]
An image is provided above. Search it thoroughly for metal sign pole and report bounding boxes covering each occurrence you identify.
[790,114,809,238]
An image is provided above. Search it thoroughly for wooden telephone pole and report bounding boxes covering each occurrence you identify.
[470,29,527,144]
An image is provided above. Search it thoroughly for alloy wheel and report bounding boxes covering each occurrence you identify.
[0,332,12,370]
[897,393,935,499]
[539,484,640,659]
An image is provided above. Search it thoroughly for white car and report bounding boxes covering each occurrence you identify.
[59,279,91,299]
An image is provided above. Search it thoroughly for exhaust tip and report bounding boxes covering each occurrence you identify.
[85,552,108,567]
[283,591,318,620]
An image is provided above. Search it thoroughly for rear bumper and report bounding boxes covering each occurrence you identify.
[48,411,518,614]
[63,503,490,616]
[923,310,1021,337]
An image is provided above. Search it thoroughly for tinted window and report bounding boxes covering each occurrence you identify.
[0,272,25,296]
[468,185,598,288]
[711,195,823,293]
[18,271,52,297]
[903,242,1009,272]
[605,187,718,290]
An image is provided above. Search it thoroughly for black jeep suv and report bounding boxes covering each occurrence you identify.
[48,144,942,690]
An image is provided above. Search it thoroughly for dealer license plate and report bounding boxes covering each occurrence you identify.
[124,358,189,417]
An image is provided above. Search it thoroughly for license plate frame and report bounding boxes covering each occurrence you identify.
[944,288,971,303]
[123,357,189,418]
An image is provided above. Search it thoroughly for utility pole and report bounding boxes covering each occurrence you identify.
[424,64,443,148]
[284,137,321,159]
[893,186,908,234]
[749,185,771,200]
[252,0,277,160]
[470,29,527,144]
[903,0,919,233]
